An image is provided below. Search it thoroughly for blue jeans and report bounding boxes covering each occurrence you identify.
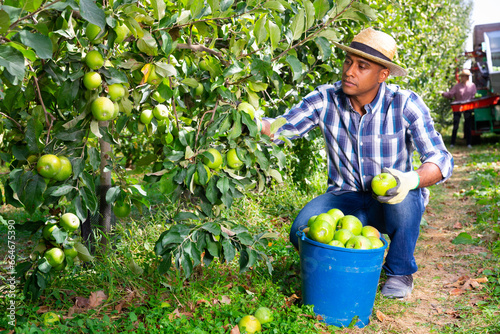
[290,189,425,276]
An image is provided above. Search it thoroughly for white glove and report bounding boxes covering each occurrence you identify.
[376,168,420,205]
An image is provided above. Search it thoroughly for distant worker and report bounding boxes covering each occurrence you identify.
[441,69,477,148]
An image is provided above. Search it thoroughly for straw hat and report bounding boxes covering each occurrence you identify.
[459,69,471,76]
[333,28,407,77]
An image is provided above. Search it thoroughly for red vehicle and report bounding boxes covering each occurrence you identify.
[455,23,500,137]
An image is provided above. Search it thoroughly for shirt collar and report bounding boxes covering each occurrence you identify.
[364,82,385,114]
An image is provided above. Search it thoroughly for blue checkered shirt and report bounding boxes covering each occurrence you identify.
[268,81,454,193]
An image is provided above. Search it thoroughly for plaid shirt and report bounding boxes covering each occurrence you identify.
[269,81,454,193]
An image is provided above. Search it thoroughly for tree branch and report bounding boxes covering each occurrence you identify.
[0,112,23,132]
[29,64,55,145]
[8,0,64,30]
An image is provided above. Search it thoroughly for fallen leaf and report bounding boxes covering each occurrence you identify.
[75,296,90,309]
[230,325,241,334]
[285,293,300,307]
[475,277,488,283]
[453,222,463,229]
[36,305,50,314]
[196,299,210,306]
[89,290,107,308]
[219,295,231,305]
[375,310,390,322]
[450,288,465,296]
[436,263,444,270]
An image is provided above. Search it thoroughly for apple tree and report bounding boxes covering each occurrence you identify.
[0,0,380,298]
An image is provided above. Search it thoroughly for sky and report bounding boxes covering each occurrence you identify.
[465,0,499,51]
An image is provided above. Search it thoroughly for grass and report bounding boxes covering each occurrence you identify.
[1,135,500,333]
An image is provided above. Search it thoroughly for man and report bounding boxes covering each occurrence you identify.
[261,28,454,299]
[441,69,477,148]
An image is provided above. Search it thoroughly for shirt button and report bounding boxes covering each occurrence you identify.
[360,142,363,146]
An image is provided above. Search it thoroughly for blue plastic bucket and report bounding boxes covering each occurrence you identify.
[297,230,388,328]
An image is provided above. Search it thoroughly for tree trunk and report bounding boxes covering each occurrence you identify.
[98,121,112,251]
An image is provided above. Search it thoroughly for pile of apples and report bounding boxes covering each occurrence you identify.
[304,209,384,250]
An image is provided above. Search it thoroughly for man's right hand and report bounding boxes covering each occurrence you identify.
[261,119,272,138]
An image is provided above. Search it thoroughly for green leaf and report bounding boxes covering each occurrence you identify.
[314,36,331,60]
[38,258,52,274]
[75,242,94,262]
[57,79,80,109]
[173,212,199,222]
[158,253,172,274]
[201,221,221,235]
[25,117,42,153]
[267,20,280,51]
[0,45,25,82]
[452,232,475,245]
[137,31,158,56]
[105,186,121,204]
[19,172,46,213]
[179,253,193,278]
[18,30,53,59]
[263,1,286,12]
[304,0,316,30]
[0,10,11,35]
[20,0,43,12]
[50,185,75,197]
[151,0,166,20]
[313,0,330,19]
[290,8,304,41]
[286,55,303,81]
[79,0,106,30]
[254,14,268,45]
[181,77,199,88]
[221,238,235,263]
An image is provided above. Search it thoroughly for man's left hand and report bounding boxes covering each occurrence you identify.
[376,168,420,204]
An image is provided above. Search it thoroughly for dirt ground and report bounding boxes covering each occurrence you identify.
[341,148,490,333]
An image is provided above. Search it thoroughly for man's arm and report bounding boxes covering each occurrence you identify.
[415,162,443,188]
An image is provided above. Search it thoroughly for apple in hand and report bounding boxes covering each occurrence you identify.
[345,235,372,249]
[371,172,397,196]
[361,225,380,238]
[336,215,363,235]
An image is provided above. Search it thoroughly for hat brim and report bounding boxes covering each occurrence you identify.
[333,42,408,77]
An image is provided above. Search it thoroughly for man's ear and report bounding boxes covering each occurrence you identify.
[378,68,390,83]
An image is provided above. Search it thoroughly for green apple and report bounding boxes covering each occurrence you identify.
[307,215,318,227]
[327,208,344,225]
[308,219,334,244]
[333,228,354,245]
[152,90,166,103]
[83,71,102,90]
[42,223,58,241]
[91,96,115,121]
[153,104,170,120]
[254,306,273,325]
[37,154,61,179]
[345,235,372,249]
[85,23,101,41]
[227,148,244,169]
[140,109,154,124]
[238,102,256,119]
[337,215,363,236]
[371,172,398,196]
[327,239,345,248]
[85,50,104,70]
[147,66,162,85]
[195,83,204,96]
[315,213,335,228]
[361,225,381,238]
[193,165,211,185]
[202,148,223,170]
[53,156,72,181]
[368,236,384,249]
[41,312,60,326]
[59,212,80,232]
[64,245,78,259]
[44,247,65,267]
[108,83,126,101]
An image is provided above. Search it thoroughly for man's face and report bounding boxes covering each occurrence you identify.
[341,53,390,99]
[459,74,469,83]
